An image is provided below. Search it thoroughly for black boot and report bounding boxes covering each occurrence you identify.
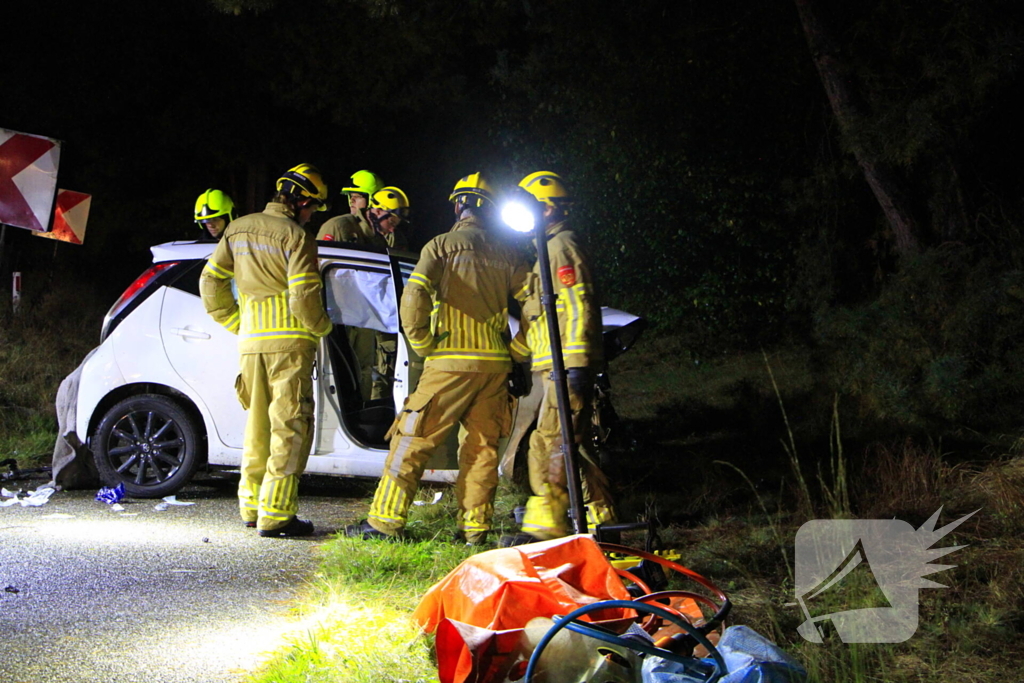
[498,532,543,548]
[258,517,314,538]
[345,519,399,541]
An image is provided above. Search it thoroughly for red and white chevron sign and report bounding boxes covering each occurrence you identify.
[0,128,62,232]
[34,190,90,244]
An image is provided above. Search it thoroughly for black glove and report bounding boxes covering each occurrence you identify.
[508,362,530,398]
[566,367,591,396]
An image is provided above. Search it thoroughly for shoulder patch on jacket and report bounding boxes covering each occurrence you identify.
[558,265,577,287]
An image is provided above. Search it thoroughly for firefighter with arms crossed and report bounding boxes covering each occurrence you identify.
[201,164,333,537]
[506,171,616,544]
[347,173,529,545]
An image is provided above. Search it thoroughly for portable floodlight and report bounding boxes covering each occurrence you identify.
[500,200,536,234]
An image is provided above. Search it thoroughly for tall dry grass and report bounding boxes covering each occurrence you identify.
[0,281,107,466]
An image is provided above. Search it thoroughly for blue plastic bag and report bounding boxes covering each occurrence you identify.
[642,626,806,683]
[95,482,125,504]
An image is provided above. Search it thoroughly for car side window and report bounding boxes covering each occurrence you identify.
[169,260,205,296]
[323,265,398,333]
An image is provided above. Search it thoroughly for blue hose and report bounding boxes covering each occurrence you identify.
[524,599,727,683]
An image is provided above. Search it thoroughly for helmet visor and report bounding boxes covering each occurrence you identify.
[387,208,410,223]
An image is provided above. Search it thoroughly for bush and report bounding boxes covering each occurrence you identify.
[0,279,107,465]
[815,244,1024,436]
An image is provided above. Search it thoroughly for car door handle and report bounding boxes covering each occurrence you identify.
[172,327,211,340]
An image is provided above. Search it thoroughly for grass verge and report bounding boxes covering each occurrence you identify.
[247,334,1024,683]
[244,485,531,683]
[246,538,475,683]
[0,281,106,470]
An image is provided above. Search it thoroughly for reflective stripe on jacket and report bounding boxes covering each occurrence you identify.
[200,202,333,353]
[511,221,603,370]
[401,215,530,373]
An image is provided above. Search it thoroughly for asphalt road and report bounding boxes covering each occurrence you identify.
[0,472,370,683]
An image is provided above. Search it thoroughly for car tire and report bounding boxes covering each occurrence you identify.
[93,394,201,498]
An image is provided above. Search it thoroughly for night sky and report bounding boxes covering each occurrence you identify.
[3,0,513,296]
[3,0,1023,319]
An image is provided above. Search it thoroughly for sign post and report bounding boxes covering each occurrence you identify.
[12,271,21,314]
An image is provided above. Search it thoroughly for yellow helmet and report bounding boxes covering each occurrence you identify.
[449,172,495,208]
[342,170,383,198]
[194,189,236,225]
[370,186,411,220]
[276,163,329,211]
[518,171,571,211]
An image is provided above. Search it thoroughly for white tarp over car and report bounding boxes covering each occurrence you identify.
[324,268,398,333]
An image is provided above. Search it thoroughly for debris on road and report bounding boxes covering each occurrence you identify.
[1,486,55,507]
[413,491,444,506]
[154,495,196,512]
[1,457,52,483]
[96,483,125,504]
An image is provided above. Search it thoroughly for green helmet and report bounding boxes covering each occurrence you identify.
[194,189,236,226]
[342,170,383,198]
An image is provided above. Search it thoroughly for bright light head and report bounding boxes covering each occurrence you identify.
[501,200,536,234]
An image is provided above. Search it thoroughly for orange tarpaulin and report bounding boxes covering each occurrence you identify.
[413,535,635,683]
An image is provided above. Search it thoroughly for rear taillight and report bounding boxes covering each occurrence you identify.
[101,262,178,341]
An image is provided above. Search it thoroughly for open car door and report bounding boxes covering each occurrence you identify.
[313,248,458,479]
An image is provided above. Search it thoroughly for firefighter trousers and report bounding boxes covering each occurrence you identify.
[371,332,398,401]
[348,326,376,403]
[521,371,616,540]
[348,327,398,402]
[368,369,511,540]
[236,347,315,531]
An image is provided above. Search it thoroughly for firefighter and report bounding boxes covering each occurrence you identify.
[365,186,411,251]
[364,186,412,399]
[346,172,530,545]
[321,184,413,402]
[316,169,383,243]
[194,188,236,241]
[200,164,333,538]
[506,171,616,543]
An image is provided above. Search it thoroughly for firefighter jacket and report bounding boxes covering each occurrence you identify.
[316,210,409,250]
[510,221,603,370]
[201,202,333,354]
[401,215,530,373]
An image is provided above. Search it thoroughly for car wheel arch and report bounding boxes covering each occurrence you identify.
[87,383,208,462]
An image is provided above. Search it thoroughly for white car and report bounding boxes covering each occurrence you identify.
[74,240,645,497]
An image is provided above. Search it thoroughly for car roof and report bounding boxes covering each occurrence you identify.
[149,240,415,266]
